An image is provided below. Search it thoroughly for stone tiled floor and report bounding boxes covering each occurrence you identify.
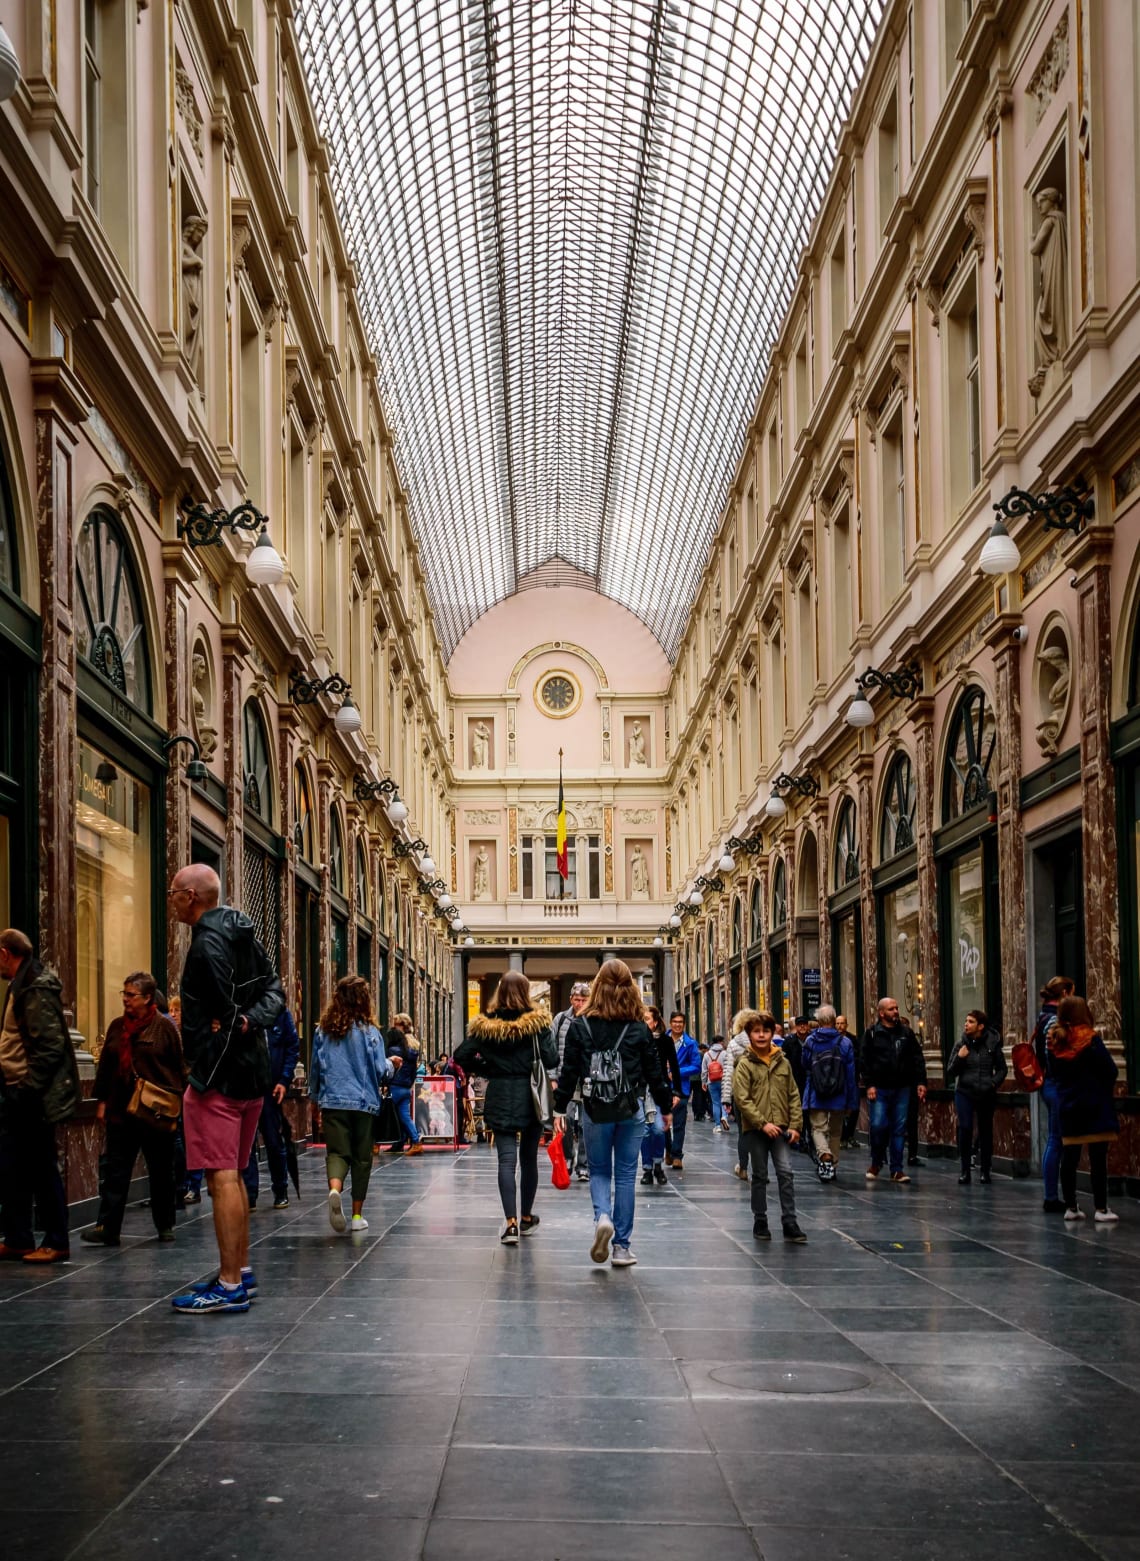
[3,1125,1140,1560]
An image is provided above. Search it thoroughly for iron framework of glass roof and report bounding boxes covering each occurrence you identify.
[295,0,884,659]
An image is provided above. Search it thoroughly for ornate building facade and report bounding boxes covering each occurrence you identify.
[664,0,1140,1179]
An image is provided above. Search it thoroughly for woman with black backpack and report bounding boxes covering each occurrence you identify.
[454,972,558,1245]
[553,959,672,1268]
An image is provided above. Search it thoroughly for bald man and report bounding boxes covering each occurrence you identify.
[168,865,284,1314]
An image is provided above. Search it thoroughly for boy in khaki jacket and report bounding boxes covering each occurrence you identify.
[732,1012,807,1243]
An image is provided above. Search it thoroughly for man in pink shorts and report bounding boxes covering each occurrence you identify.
[168,865,284,1314]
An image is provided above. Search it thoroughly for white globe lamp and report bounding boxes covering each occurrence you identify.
[333,697,362,735]
[386,798,409,825]
[846,695,875,728]
[979,519,1021,575]
[718,851,735,874]
[669,913,682,930]
[420,855,437,876]
[0,27,21,102]
[688,889,703,907]
[245,528,286,586]
[765,790,787,820]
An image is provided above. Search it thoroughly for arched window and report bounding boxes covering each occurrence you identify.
[293,764,315,862]
[329,809,346,893]
[772,858,787,930]
[749,880,763,944]
[392,883,402,944]
[75,508,151,710]
[943,685,997,823]
[377,861,387,931]
[356,839,370,914]
[707,920,717,970]
[833,797,859,888]
[880,752,916,860]
[731,897,743,956]
[242,700,274,824]
[0,445,17,593]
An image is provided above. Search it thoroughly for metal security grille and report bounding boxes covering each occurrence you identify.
[243,842,281,971]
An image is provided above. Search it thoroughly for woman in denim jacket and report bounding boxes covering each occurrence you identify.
[309,976,392,1234]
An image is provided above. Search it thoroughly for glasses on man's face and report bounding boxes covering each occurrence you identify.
[168,887,193,900]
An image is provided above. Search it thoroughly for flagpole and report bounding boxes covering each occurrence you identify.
[558,747,564,900]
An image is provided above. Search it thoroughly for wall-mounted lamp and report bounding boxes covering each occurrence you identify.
[726,827,765,858]
[163,733,208,784]
[393,837,428,860]
[764,772,820,818]
[94,760,118,785]
[980,481,1094,576]
[0,25,20,101]
[845,661,923,727]
[289,673,361,734]
[353,774,400,805]
[179,499,285,585]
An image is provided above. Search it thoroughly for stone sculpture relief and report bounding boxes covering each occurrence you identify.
[471,720,490,769]
[181,215,208,384]
[1029,188,1069,400]
[473,845,491,900]
[1035,628,1072,758]
[191,646,217,764]
[628,720,647,766]
[629,844,650,900]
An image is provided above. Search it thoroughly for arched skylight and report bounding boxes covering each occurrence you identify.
[296,0,883,657]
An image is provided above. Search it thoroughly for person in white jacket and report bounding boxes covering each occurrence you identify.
[725,1009,759,1179]
[701,1038,731,1130]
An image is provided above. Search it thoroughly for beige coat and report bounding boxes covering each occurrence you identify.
[732,1046,803,1135]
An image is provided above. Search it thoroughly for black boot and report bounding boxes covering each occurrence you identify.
[753,1220,771,1241]
[958,1170,971,1184]
[640,1168,653,1186]
[653,1164,668,1186]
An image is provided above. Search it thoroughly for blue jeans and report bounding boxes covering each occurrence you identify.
[1041,1078,1062,1201]
[868,1086,910,1174]
[583,1107,645,1247]
[666,1097,689,1159]
[390,1086,421,1145]
[708,1078,725,1123]
[641,1114,667,1168]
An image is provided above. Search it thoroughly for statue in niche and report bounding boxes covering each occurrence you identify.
[628,720,647,767]
[471,721,490,769]
[181,214,209,384]
[1029,188,1069,399]
[191,648,218,763]
[1035,640,1071,757]
[473,845,491,901]
[630,845,650,900]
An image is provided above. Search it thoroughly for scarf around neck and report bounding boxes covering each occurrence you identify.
[1048,1022,1095,1061]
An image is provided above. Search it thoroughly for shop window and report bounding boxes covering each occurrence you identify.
[329,809,346,893]
[833,798,859,889]
[293,764,315,862]
[942,685,996,822]
[880,878,921,1030]
[243,842,280,968]
[75,508,152,711]
[242,700,275,824]
[880,752,916,860]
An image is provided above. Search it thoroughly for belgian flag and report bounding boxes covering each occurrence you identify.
[556,748,568,894]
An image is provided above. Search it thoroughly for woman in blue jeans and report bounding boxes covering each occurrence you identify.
[1032,976,1073,1212]
[385,1013,424,1155]
[554,960,672,1268]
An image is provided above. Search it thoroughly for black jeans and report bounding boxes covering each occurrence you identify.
[1061,1141,1109,1210]
[495,1120,541,1220]
[907,1088,920,1159]
[0,1099,69,1251]
[242,1095,289,1204]
[955,1091,996,1175]
[740,1129,797,1228]
[97,1117,177,1238]
[666,1097,689,1159]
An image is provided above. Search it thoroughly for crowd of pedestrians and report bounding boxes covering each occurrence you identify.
[0,861,1123,1298]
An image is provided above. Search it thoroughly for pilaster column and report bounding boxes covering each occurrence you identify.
[1069,523,1122,1045]
[317,758,335,1012]
[31,361,84,999]
[661,948,676,1013]
[985,611,1029,1044]
[784,828,799,1016]
[508,950,524,973]
[812,808,832,1004]
[855,753,879,1007]
[759,861,772,1011]
[221,620,251,919]
[912,693,941,1074]
[453,951,466,1046]
[278,702,302,1000]
[162,538,198,983]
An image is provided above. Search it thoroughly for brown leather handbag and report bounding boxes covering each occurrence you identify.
[127,1075,183,1132]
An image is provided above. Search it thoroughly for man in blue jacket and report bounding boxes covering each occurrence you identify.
[242,1007,300,1210]
[665,1011,701,1172]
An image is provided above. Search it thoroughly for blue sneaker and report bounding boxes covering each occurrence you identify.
[171,1280,250,1314]
[241,1268,258,1299]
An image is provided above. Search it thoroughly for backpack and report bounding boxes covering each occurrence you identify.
[580,1021,637,1123]
[809,1041,846,1100]
[1012,1041,1044,1093]
[707,1053,724,1082]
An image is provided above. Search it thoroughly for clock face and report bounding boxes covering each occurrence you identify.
[541,675,575,712]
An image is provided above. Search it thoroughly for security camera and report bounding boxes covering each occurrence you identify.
[1070,573,1079,588]
[1012,625,1028,644]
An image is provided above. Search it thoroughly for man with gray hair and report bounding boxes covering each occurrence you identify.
[552,982,591,1181]
[860,997,927,1183]
[800,1005,858,1181]
[166,865,284,1312]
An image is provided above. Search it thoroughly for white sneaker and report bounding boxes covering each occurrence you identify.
[611,1244,637,1267]
[350,1214,369,1231]
[590,1213,614,1264]
[328,1188,347,1233]
[1064,1206,1084,1222]
[1095,1209,1120,1224]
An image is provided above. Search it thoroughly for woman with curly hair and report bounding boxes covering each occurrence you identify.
[309,976,392,1233]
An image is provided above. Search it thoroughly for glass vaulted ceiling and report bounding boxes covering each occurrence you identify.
[295,0,884,659]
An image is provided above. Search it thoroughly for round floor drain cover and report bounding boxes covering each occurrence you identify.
[708,1363,872,1395]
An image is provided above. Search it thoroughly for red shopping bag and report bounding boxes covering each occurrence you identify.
[547,1133,571,1189]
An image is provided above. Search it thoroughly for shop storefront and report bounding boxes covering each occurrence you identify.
[937,686,1001,1053]
[1116,621,1140,1084]
[769,857,788,1024]
[875,752,921,1034]
[292,763,320,1059]
[828,799,862,1031]
[241,699,283,968]
[74,508,165,1050]
[0,454,38,936]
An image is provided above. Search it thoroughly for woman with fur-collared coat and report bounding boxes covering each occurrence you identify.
[454,971,558,1245]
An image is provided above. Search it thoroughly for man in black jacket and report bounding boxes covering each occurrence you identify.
[0,927,80,1263]
[860,997,927,1183]
[168,866,284,1314]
